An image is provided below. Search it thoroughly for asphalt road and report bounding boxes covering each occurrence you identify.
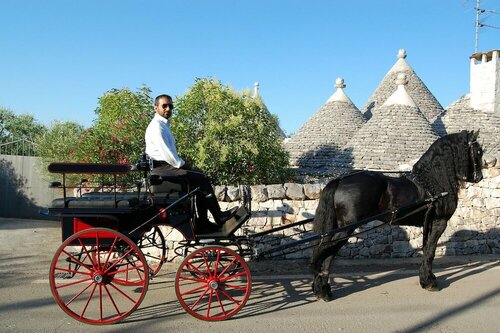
[0,218,499,333]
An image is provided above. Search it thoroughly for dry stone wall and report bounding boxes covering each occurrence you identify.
[163,162,500,261]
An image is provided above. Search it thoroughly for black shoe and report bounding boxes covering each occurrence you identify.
[215,207,239,226]
[195,220,221,234]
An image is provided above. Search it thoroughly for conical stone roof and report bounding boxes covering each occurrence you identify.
[285,78,366,170]
[433,94,500,156]
[332,73,439,171]
[253,82,287,139]
[363,49,443,122]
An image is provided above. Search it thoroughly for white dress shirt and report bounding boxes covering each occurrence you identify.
[145,113,185,168]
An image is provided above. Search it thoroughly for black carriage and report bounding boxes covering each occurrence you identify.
[47,157,256,324]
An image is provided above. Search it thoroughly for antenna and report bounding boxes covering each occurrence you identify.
[475,0,500,53]
[475,0,480,53]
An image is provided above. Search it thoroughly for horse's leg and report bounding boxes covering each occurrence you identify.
[311,240,329,300]
[419,219,447,291]
[311,239,347,301]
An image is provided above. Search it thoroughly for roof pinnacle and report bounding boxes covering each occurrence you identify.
[327,77,353,104]
[382,73,417,107]
[253,82,259,97]
[335,77,346,88]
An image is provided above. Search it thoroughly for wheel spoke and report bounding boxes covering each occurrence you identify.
[103,284,122,317]
[217,257,238,278]
[108,281,142,304]
[61,250,93,273]
[215,290,227,316]
[80,282,97,320]
[214,249,222,278]
[180,282,208,296]
[206,289,214,318]
[109,260,146,277]
[77,239,98,270]
[177,275,206,283]
[220,270,247,283]
[99,284,103,321]
[201,251,212,278]
[63,280,94,306]
[186,261,209,280]
[55,277,93,290]
[188,287,210,311]
[54,266,92,277]
[102,236,119,269]
[96,234,101,271]
[103,247,134,273]
[219,288,242,306]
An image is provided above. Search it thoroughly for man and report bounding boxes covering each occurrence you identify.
[145,94,237,232]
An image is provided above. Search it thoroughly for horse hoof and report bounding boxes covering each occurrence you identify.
[424,284,440,292]
[321,291,334,302]
[315,286,334,302]
[315,291,333,302]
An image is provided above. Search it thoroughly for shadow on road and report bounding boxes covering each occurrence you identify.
[403,286,500,333]
[118,256,500,325]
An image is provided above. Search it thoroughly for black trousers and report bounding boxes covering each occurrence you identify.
[151,163,221,222]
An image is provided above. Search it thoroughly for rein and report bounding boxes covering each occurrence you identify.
[255,193,448,260]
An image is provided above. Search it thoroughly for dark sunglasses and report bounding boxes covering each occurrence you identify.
[161,103,174,109]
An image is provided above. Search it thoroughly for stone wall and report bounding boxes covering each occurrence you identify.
[164,160,499,261]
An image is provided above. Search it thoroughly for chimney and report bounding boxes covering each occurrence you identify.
[470,50,500,113]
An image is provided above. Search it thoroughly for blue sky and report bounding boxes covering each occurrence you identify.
[0,0,498,136]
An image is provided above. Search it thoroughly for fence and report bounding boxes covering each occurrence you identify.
[0,139,36,156]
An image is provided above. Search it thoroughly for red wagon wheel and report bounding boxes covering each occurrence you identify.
[49,228,149,325]
[175,246,251,321]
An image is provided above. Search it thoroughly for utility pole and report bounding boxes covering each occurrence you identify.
[475,0,480,53]
[474,0,500,53]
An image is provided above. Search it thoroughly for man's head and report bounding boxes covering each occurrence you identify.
[154,94,174,119]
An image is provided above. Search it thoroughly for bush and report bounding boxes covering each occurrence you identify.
[76,86,152,165]
[34,120,84,182]
[172,78,291,185]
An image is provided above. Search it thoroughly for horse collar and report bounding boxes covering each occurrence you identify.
[406,173,434,198]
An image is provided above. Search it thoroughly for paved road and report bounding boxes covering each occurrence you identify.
[0,218,499,333]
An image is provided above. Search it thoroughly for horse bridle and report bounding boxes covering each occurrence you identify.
[468,138,482,181]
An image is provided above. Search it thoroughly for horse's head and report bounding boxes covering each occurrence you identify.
[465,130,483,183]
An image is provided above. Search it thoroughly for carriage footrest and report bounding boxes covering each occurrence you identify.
[196,206,250,237]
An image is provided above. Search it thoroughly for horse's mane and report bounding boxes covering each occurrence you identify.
[411,130,470,217]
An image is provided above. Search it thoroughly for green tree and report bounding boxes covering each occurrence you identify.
[1,106,46,155]
[34,120,85,181]
[76,86,152,165]
[34,120,84,160]
[172,78,291,185]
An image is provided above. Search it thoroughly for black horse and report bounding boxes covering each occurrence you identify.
[311,130,483,301]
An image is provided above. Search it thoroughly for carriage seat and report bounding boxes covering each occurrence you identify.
[50,192,149,209]
[150,175,189,197]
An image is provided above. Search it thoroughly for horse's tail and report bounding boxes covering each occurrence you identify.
[313,179,340,233]
[311,179,341,275]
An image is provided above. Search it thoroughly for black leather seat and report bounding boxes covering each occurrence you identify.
[50,192,148,209]
[150,175,189,199]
